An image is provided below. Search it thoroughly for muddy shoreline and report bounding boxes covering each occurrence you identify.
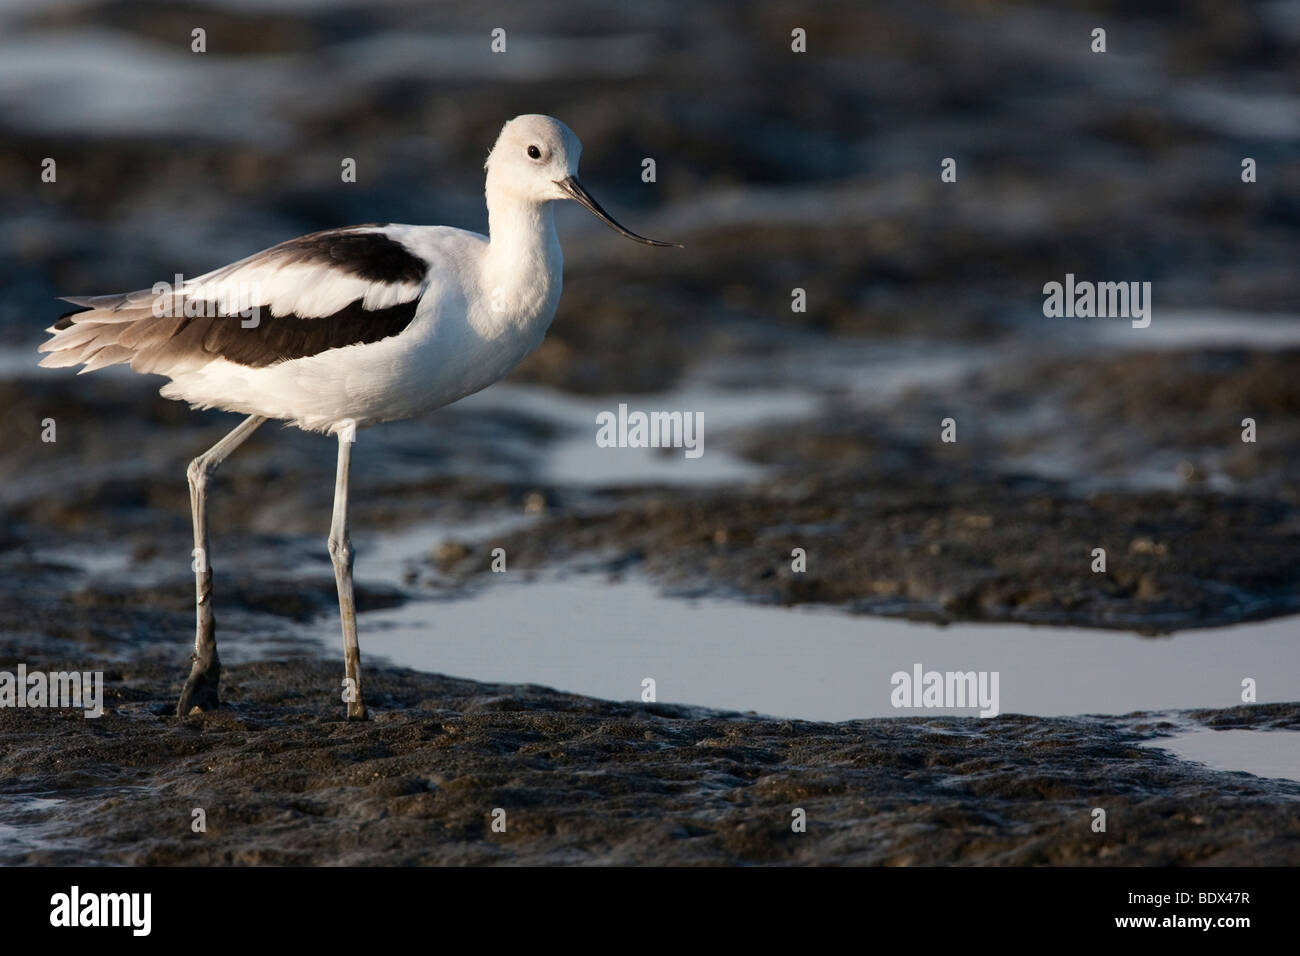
[2,650,1297,866]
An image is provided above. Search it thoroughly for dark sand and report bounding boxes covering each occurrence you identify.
[3,651,1297,865]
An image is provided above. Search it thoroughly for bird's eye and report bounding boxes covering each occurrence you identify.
[526,145,541,160]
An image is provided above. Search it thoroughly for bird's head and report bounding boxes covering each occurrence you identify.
[485,114,680,248]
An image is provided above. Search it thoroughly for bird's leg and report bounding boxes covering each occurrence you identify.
[328,420,367,720]
[177,414,266,716]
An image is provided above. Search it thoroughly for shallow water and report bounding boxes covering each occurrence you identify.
[313,521,1300,727]
[1143,730,1300,784]
[350,576,1300,722]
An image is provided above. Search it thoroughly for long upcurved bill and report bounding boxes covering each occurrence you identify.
[556,177,682,248]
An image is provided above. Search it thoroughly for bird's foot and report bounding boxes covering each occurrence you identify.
[176,652,221,716]
[346,700,369,721]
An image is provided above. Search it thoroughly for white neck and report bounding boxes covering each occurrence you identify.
[482,186,563,327]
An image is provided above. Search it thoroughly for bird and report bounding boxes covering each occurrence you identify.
[38,114,679,720]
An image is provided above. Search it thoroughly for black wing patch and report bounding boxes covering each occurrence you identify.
[271,228,428,285]
[162,298,419,367]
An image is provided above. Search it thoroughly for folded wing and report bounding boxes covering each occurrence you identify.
[39,226,429,376]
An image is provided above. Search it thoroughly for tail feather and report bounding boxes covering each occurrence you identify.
[39,290,159,372]
[38,319,118,353]
[62,291,155,311]
[37,349,88,369]
[78,345,137,374]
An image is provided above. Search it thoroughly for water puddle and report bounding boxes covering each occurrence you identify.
[1142,729,1300,784]
[331,525,1300,723]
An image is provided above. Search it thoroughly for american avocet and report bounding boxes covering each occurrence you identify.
[38,114,678,719]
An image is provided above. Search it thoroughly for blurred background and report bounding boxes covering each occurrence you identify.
[1,0,1299,720]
